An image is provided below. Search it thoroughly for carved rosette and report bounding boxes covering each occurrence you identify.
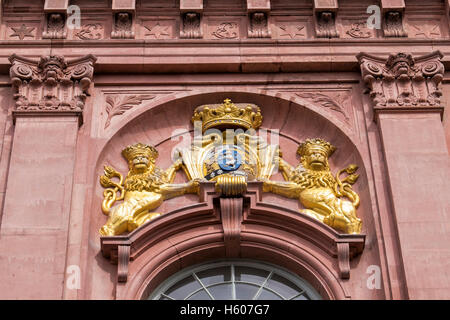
[315,11,339,38]
[42,13,67,39]
[9,54,97,125]
[357,51,444,118]
[248,12,271,38]
[180,12,202,39]
[111,12,135,39]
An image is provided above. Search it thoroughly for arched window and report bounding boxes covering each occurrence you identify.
[148,260,322,300]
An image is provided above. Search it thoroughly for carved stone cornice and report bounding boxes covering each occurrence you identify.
[357,51,445,119]
[9,54,97,126]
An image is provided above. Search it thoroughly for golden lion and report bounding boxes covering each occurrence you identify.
[99,143,199,236]
[263,138,362,234]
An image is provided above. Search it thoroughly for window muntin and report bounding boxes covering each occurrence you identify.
[148,260,322,300]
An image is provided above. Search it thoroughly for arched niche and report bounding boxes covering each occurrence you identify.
[89,91,383,300]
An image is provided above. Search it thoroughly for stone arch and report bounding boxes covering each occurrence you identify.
[101,183,356,300]
[91,90,379,300]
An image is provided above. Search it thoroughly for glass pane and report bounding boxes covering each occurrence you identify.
[235,266,269,284]
[188,290,212,300]
[258,289,283,300]
[196,267,231,286]
[293,293,309,300]
[165,275,201,300]
[207,284,233,300]
[150,261,322,300]
[266,274,302,299]
[235,283,259,300]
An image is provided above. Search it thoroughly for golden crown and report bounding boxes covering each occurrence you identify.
[122,143,158,162]
[192,99,263,132]
[297,138,336,157]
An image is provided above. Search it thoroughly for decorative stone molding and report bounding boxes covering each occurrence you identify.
[180,12,202,39]
[117,245,130,283]
[180,0,203,12]
[76,24,104,40]
[248,12,271,38]
[112,0,136,11]
[9,54,97,126]
[357,51,444,119]
[44,0,68,11]
[43,13,67,39]
[296,92,349,121]
[383,11,407,37]
[220,197,243,257]
[104,94,155,128]
[380,0,406,37]
[180,0,203,38]
[315,11,339,38]
[346,22,371,39]
[246,0,270,12]
[111,12,135,39]
[313,0,339,38]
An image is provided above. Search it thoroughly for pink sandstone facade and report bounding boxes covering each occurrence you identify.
[0,0,449,300]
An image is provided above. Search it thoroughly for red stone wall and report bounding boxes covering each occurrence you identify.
[0,0,449,300]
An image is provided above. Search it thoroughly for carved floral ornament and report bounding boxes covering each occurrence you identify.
[9,54,96,125]
[357,51,445,117]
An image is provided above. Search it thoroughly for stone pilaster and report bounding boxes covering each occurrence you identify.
[358,51,450,299]
[357,51,444,121]
[0,54,96,299]
[9,54,96,126]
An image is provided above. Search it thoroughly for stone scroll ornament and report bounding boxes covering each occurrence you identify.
[357,51,445,116]
[9,54,96,125]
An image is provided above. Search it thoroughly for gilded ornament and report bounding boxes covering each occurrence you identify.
[99,143,199,236]
[180,99,276,196]
[191,99,262,132]
[263,138,362,234]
